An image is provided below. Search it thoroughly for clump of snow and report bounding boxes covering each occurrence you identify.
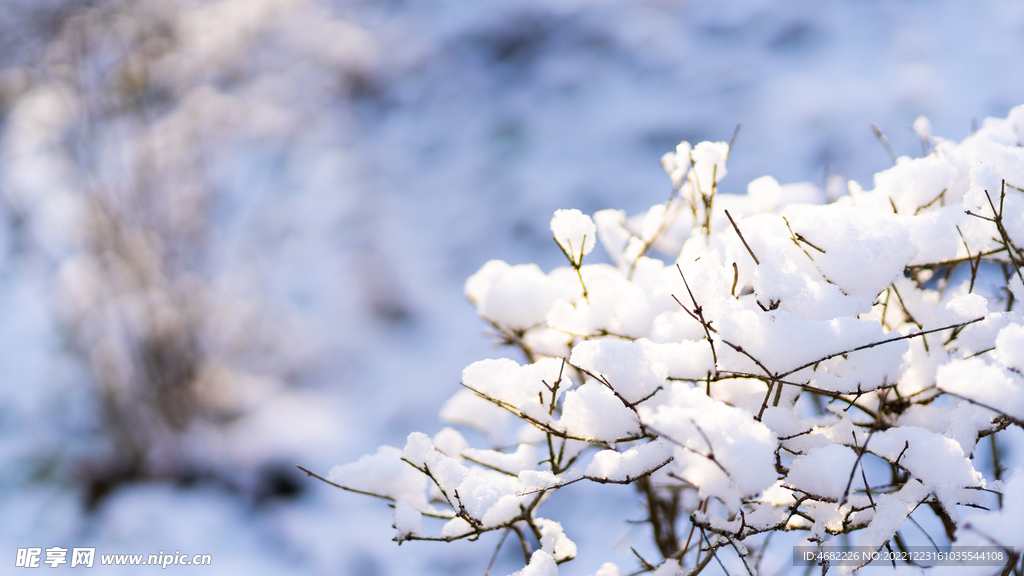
[536,518,577,562]
[545,263,657,338]
[636,339,714,380]
[934,469,1024,574]
[557,382,641,442]
[661,141,692,188]
[913,115,932,141]
[584,439,672,482]
[441,517,474,538]
[551,209,597,265]
[509,551,558,576]
[393,500,423,540]
[651,560,686,576]
[748,176,825,213]
[462,444,538,475]
[466,261,570,330]
[785,444,858,502]
[688,141,729,195]
[589,563,621,576]
[945,294,989,323]
[964,163,1003,213]
[862,426,983,523]
[328,446,429,511]
[517,469,562,494]
[716,309,906,393]
[440,389,513,442]
[433,427,469,457]
[995,323,1024,371]
[857,480,929,549]
[640,385,777,511]
[782,204,918,297]
[569,338,667,404]
[593,209,632,267]
[938,358,1024,421]
[461,357,565,422]
[396,432,539,528]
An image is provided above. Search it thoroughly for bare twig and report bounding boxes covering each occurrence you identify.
[780,317,984,379]
[725,209,760,265]
[872,124,897,165]
[516,457,672,496]
[484,529,512,576]
[676,264,719,367]
[297,465,396,503]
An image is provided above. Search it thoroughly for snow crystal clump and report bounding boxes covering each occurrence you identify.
[569,338,667,404]
[785,444,858,501]
[551,209,597,265]
[328,446,429,511]
[509,551,558,576]
[393,500,422,540]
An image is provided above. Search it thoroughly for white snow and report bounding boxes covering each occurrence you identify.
[583,439,673,482]
[461,357,566,421]
[8,2,1024,575]
[589,563,621,576]
[557,382,641,443]
[433,427,470,458]
[857,480,929,549]
[440,389,514,442]
[931,469,1024,576]
[995,323,1024,371]
[782,203,918,297]
[938,358,1024,420]
[462,444,538,475]
[536,518,578,562]
[393,500,423,540]
[639,384,777,511]
[964,163,1004,213]
[508,551,558,576]
[785,444,859,502]
[466,261,571,330]
[328,446,430,511]
[569,338,668,404]
[551,209,597,265]
[945,293,989,323]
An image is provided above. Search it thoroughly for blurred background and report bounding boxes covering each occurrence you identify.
[2,0,1024,574]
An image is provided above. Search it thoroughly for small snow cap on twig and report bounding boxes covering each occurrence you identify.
[551,209,596,266]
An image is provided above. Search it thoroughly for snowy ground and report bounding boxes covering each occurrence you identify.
[3,0,1024,574]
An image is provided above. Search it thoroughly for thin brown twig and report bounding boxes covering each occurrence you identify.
[780,317,983,379]
[872,124,897,165]
[516,458,672,496]
[296,465,396,503]
[676,264,719,366]
[725,209,760,265]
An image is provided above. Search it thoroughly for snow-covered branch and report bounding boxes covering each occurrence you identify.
[312,107,1024,576]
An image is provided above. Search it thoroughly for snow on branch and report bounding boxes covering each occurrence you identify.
[307,106,1024,576]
